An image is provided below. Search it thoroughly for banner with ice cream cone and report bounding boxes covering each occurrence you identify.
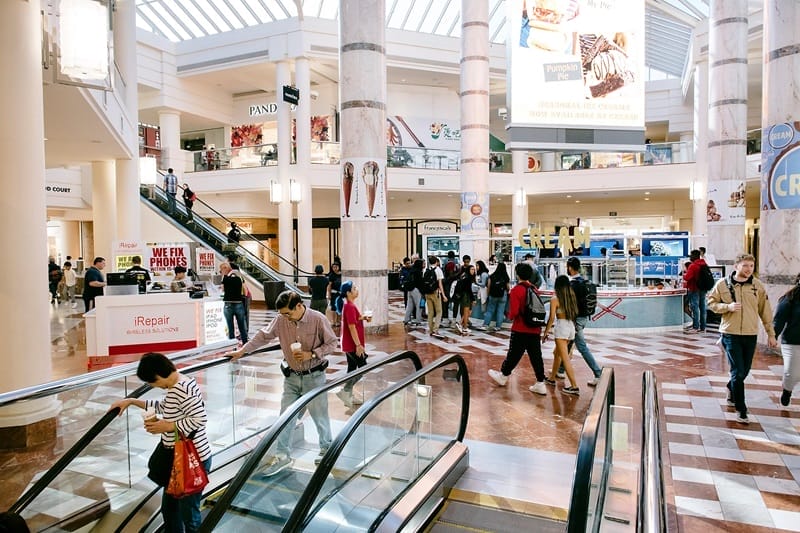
[340,158,387,220]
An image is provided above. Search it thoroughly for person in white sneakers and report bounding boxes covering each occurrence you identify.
[62,261,78,308]
[487,262,548,395]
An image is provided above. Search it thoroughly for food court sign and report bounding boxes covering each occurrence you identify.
[761,122,800,210]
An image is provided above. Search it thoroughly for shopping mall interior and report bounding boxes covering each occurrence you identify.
[0,0,798,531]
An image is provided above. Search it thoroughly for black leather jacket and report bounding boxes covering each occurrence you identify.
[774,294,800,345]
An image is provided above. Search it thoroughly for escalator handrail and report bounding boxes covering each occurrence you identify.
[639,371,666,533]
[566,366,616,533]
[286,353,470,532]
[7,345,278,515]
[0,340,236,409]
[199,349,425,531]
[150,177,314,277]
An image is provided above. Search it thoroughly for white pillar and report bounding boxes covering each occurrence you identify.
[512,150,528,252]
[339,0,388,334]
[276,60,294,270]
[706,0,748,264]
[0,0,59,428]
[759,0,800,306]
[158,111,182,173]
[540,152,556,171]
[459,0,490,261]
[295,57,313,278]
[92,161,118,265]
[692,61,709,246]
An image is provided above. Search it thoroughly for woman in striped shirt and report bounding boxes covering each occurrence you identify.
[111,353,211,533]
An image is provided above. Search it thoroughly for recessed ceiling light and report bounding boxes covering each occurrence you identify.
[401,79,406,83]
[566,194,572,198]
[575,200,580,203]
[645,191,650,195]
[389,196,395,200]
[644,197,650,201]
[90,140,102,144]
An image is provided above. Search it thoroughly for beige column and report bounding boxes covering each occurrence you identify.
[92,161,118,264]
[295,57,313,278]
[158,111,182,173]
[459,0,490,261]
[706,0,748,264]
[511,150,529,250]
[339,0,388,334]
[0,0,59,441]
[276,60,294,270]
[692,60,709,246]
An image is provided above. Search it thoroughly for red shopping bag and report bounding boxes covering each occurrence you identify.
[166,431,209,498]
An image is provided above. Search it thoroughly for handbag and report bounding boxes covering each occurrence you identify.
[147,441,174,487]
[166,430,209,498]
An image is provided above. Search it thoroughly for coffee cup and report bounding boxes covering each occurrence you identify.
[290,342,302,353]
[141,408,157,423]
[363,309,373,319]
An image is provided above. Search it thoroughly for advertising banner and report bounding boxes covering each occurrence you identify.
[761,122,800,210]
[341,158,387,219]
[196,248,217,275]
[707,181,746,226]
[203,301,227,344]
[386,116,461,150]
[108,303,197,355]
[113,240,144,272]
[507,0,644,129]
[147,243,191,278]
[460,192,490,233]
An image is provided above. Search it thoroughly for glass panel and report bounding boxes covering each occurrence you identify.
[16,354,278,531]
[601,405,638,528]
[209,357,423,531]
[585,400,609,531]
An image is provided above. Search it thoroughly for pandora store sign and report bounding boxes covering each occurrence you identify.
[249,102,296,117]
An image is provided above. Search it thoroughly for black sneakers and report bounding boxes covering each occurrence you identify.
[781,389,792,407]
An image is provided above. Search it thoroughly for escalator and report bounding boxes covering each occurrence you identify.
[139,182,311,296]
[5,343,423,532]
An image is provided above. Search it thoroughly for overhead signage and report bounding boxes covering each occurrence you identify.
[196,248,217,275]
[761,122,800,210]
[507,0,645,129]
[283,85,300,105]
[146,243,191,278]
[417,220,458,235]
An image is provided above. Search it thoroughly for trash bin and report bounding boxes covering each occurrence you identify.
[263,280,286,309]
[387,271,400,291]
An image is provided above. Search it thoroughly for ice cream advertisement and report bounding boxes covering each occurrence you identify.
[707,181,746,226]
[341,158,387,220]
[507,0,644,129]
[761,122,800,210]
[460,192,490,233]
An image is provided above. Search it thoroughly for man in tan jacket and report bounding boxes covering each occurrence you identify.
[707,254,778,424]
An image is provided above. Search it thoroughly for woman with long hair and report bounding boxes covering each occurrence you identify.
[474,260,490,313]
[454,264,477,334]
[335,281,371,407]
[774,273,800,407]
[326,262,342,327]
[544,275,581,395]
[482,262,510,332]
[404,259,425,328]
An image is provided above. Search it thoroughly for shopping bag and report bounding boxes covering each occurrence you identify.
[147,441,174,486]
[166,431,209,498]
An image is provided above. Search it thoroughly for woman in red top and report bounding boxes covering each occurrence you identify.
[335,281,372,407]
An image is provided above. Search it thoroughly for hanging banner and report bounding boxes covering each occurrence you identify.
[460,192,490,233]
[706,181,746,226]
[761,122,800,210]
[146,243,191,278]
[112,240,145,272]
[340,158,387,219]
[196,248,217,275]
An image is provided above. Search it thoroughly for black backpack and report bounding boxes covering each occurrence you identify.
[399,269,414,292]
[488,273,507,298]
[422,268,439,294]
[522,285,547,328]
[571,277,597,317]
[697,264,716,292]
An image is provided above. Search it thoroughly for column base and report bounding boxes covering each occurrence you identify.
[366,324,389,336]
[0,417,56,450]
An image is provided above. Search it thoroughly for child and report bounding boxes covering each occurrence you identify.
[63,261,77,309]
[335,281,371,407]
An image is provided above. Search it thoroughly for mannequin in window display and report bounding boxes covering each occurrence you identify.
[363,160,380,217]
[342,162,354,217]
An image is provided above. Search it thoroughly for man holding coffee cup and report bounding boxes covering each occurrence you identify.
[229,290,336,476]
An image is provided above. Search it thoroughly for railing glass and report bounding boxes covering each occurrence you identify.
[639,371,667,532]
[200,350,427,532]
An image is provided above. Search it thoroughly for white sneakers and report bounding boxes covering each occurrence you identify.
[336,389,353,408]
[529,382,547,395]
[488,369,508,386]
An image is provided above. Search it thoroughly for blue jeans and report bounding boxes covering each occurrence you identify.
[167,192,177,214]
[161,457,211,533]
[276,370,332,456]
[573,316,601,378]
[687,290,707,330]
[224,302,248,343]
[721,334,757,415]
[483,295,507,328]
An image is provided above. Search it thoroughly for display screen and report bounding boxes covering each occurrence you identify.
[589,240,622,257]
[426,237,459,254]
[642,239,686,257]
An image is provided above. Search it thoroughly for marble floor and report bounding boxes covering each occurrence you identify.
[6,293,799,531]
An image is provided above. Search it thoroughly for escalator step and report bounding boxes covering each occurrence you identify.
[433,501,564,533]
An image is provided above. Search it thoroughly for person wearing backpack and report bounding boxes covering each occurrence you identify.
[684,249,710,333]
[566,257,603,386]
[423,256,447,339]
[487,262,548,395]
[480,261,510,332]
[403,259,425,329]
[48,256,62,304]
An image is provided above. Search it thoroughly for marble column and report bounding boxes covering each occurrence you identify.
[511,150,529,252]
[295,57,313,279]
[276,60,294,272]
[114,0,140,243]
[759,0,800,306]
[339,0,388,334]
[706,0,748,265]
[92,161,118,265]
[0,0,59,443]
[459,0,490,261]
[158,111,182,173]
[540,152,556,172]
[692,60,709,247]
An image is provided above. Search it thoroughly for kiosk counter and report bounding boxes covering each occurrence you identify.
[84,293,227,368]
